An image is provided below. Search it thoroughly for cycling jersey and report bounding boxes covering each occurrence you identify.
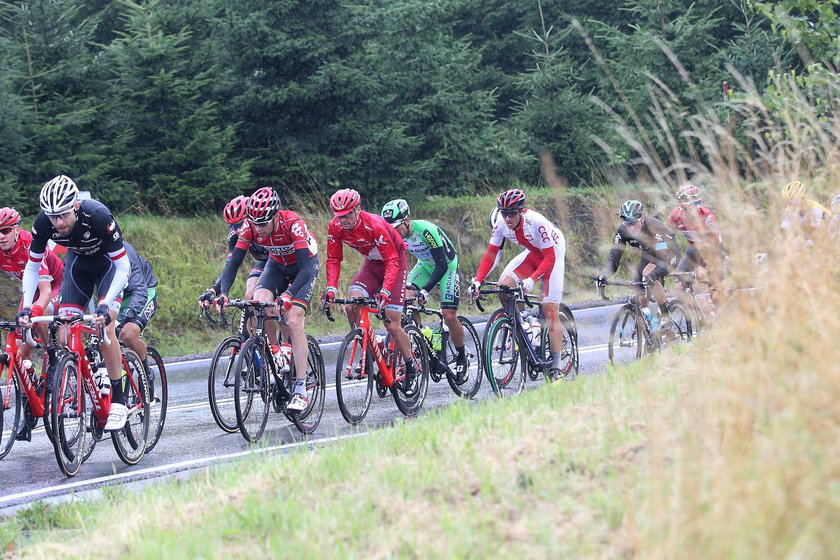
[326,210,406,296]
[24,199,130,313]
[218,210,318,300]
[227,223,269,261]
[402,219,460,309]
[780,199,832,239]
[0,229,63,289]
[603,216,680,278]
[666,205,722,246]
[475,208,566,303]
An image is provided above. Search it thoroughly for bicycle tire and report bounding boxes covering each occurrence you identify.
[50,353,86,477]
[143,346,168,453]
[286,335,326,435]
[547,307,580,381]
[112,348,150,466]
[444,317,483,399]
[484,316,525,397]
[390,324,429,417]
[207,336,241,433]
[335,328,373,425]
[233,337,270,443]
[608,305,643,366]
[0,370,21,460]
[481,307,505,357]
[659,301,693,347]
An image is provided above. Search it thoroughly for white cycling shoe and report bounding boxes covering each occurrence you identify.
[104,403,129,431]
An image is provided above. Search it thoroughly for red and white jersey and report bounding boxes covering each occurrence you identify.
[234,210,318,266]
[667,205,722,246]
[325,211,406,291]
[0,229,63,288]
[476,208,565,283]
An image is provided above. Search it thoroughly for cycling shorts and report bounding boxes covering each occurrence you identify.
[116,288,157,334]
[255,255,319,310]
[349,256,407,312]
[407,258,460,310]
[501,245,566,304]
[59,253,124,316]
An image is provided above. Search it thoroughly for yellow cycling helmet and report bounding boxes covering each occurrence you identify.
[781,180,805,200]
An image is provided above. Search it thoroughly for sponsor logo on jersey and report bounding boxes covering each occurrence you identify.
[291,221,305,238]
[107,220,116,233]
[83,231,91,240]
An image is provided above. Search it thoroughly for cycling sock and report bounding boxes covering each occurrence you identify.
[550,351,563,370]
[110,378,125,406]
[293,378,306,396]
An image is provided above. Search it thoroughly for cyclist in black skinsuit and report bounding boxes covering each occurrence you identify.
[596,200,681,326]
[17,175,132,431]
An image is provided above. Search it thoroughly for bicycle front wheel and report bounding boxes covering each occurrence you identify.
[444,317,483,399]
[111,349,150,466]
[391,325,429,417]
[659,301,693,348]
[208,336,241,433]
[144,346,168,453]
[50,354,86,477]
[484,316,525,397]
[287,335,326,435]
[233,337,270,443]
[0,369,21,460]
[608,305,643,366]
[335,329,373,425]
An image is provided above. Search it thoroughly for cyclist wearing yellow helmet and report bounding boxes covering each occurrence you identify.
[779,180,832,243]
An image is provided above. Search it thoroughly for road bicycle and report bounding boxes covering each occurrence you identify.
[596,279,693,366]
[230,300,326,442]
[403,297,483,399]
[118,343,167,453]
[206,303,253,433]
[670,271,717,336]
[477,282,579,397]
[32,314,150,477]
[326,296,429,425]
[0,320,55,460]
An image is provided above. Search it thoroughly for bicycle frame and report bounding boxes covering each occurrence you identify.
[327,297,397,387]
[477,283,549,370]
[0,324,46,418]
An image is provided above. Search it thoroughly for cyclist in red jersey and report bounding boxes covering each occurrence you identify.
[322,188,420,389]
[214,187,319,412]
[666,184,726,306]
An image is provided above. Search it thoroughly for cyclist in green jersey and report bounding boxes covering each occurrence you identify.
[381,199,469,380]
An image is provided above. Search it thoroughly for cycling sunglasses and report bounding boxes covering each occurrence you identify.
[0,227,14,235]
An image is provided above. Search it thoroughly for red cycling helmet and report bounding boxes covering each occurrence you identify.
[0,207,21,228]
[330,188,361,216]
[223,195,249,225]
[247,187,281,225]
[675,184,702,204]
[497,189,526,212]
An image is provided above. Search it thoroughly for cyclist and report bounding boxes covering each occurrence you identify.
[199,195,269,306]
[322,188,420,390]
[16,175,131,431]
[214,187,319,412]
[380,199,468,380]
[596,200,681,331]
[0,206,64,441]
[757,181,833,262]
[115,241,158,398]
[468,189,569,378]
[666,184,726,307]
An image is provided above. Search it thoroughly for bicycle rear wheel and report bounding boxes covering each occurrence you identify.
[0,370,21,460]
[544,306,580,382]
[287,335,326,435]
[112,349,150,466]
[207,336,241,433]
[484,316,525,397]
[608,305,643,366]
[444,317,483,399]
[143,346,167,452]
[335,329,373,425]
[391,325,429,417]
[50,354,86,477]
[233,337,270,443]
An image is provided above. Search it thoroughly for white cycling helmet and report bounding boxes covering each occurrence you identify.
[40,175,79,215]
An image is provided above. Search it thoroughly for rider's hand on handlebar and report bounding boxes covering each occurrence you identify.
[214,294,229,312]
[520,277,534,294]
[278,291,293,311]
[374,290,390,313]
[15,307,32,328]
[198,289,216,308]
[322,287,336,309]
[595,275,606,288]
[468,278,481,301]
[94,303,112,326]
[417,288,429,304]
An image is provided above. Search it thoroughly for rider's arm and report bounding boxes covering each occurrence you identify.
[217,246,248,296]
[602,230,627,278]
[285,247,318,296]
[421,245,450,291]
[101,250,131,307]
[21,257,43,309]
[474,224,506,283]
[324,221,343,290]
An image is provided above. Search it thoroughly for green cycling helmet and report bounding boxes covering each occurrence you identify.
[381,199,410,226]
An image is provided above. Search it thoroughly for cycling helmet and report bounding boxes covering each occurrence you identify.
[40,175,79,215]
[497,189,526,212]
[247,187,281,225]
[675,184,702,204]
[381,199,410,226]
[781,180,805,200]
[223,195,249,225]
[330,188,361,216]
[0,207,22,228]
[620,200,645,222]
[488,208,501,229]
[831,193,840,214]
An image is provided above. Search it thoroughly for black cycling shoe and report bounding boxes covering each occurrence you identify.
[454,352,469,385]
[402,360,419,397]
[548,368,566,382]
[15,425,31,442]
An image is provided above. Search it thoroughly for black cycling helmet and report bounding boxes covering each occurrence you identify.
[620,200,645,223]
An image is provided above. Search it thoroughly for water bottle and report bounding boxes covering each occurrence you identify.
[431,328,443,352]
[374,334,386,353]
[528,317,541,348]
[272,343,292,373]
[420,326,433,344]
[22,359,36,385]
[98,369,112,397]
[642,306,659,332]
